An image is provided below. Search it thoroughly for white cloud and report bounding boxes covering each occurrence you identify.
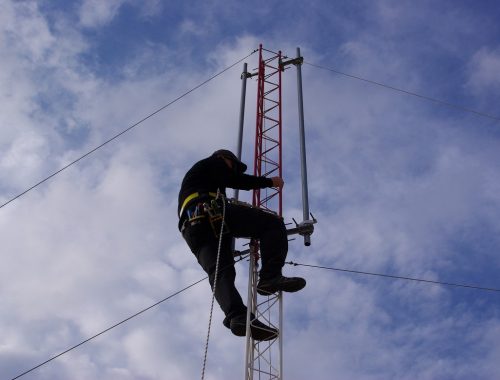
[1,1,500,379]
[78,0,127,28]
[179,19,205,36]
[0,131,49,189]
[467,47,500,92]
[78,0,163,28]
[0,1,55,62]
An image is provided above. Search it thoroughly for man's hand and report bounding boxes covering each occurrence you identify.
[270,176,284,189]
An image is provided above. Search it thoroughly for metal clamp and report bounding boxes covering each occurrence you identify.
[287,213,318,246]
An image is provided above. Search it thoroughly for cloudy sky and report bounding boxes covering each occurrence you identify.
[1,1,500,379]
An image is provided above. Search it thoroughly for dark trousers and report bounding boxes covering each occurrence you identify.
[181,202,288,323]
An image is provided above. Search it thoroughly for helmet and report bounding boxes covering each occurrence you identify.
[212,149,247,173]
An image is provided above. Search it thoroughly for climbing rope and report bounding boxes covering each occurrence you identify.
[201,190,227,380]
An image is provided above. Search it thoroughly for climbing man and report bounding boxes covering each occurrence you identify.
[178,149,306,341]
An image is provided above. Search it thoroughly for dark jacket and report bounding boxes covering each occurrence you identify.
[178,155,273,228]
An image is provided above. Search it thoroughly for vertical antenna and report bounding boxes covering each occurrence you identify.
[295,47,313,246]
[235,62,250,201]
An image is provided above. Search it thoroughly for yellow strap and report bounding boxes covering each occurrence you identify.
[179,192,217,217]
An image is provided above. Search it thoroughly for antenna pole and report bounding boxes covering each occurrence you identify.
[295,47,313,246]
[235,62,250,200]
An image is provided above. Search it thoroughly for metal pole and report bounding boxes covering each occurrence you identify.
[295,47,312,246]
[235,62,249,201]
[244,251,256,380]
[279,292,283,379]
[232,63,249,254]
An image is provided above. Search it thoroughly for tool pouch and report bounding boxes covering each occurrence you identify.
[203,199,229,238]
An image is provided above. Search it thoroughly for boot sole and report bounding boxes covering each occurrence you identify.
[231,321,278,341]
[257,279,306,296]
[251,323,278,341]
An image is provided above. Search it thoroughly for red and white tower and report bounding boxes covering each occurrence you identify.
[235,44,315,380]
[245,45,284,380]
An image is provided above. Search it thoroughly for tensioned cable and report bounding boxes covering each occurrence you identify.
[12,256,499,379]
[0,49,258,211]
[304,61,500,123]
[286,261,500,293]
[10,254,250,380]
[10,277,207,380]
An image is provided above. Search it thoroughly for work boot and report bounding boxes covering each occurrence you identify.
[229,314,278,341]
[257,275,306,296]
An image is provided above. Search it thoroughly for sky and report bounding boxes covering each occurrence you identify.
[1,0,500,379]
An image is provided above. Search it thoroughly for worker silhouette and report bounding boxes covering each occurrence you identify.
[178,149,306,340]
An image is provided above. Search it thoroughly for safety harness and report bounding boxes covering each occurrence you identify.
[180,191,229,237]
[179,191,218,218]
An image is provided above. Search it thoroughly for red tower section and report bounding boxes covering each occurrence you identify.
[253,45,283,216]
[245,44,284,380]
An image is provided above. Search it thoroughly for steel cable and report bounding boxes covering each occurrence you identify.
[286,261,500,293]
[0,49,258,211]
[304,61,500,123]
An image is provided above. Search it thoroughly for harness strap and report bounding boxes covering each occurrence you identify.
[179,192,217,218]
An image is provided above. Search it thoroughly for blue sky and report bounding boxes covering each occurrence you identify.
[1,1,500,379]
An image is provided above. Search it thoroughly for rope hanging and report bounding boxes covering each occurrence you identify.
[201,190,227,380]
